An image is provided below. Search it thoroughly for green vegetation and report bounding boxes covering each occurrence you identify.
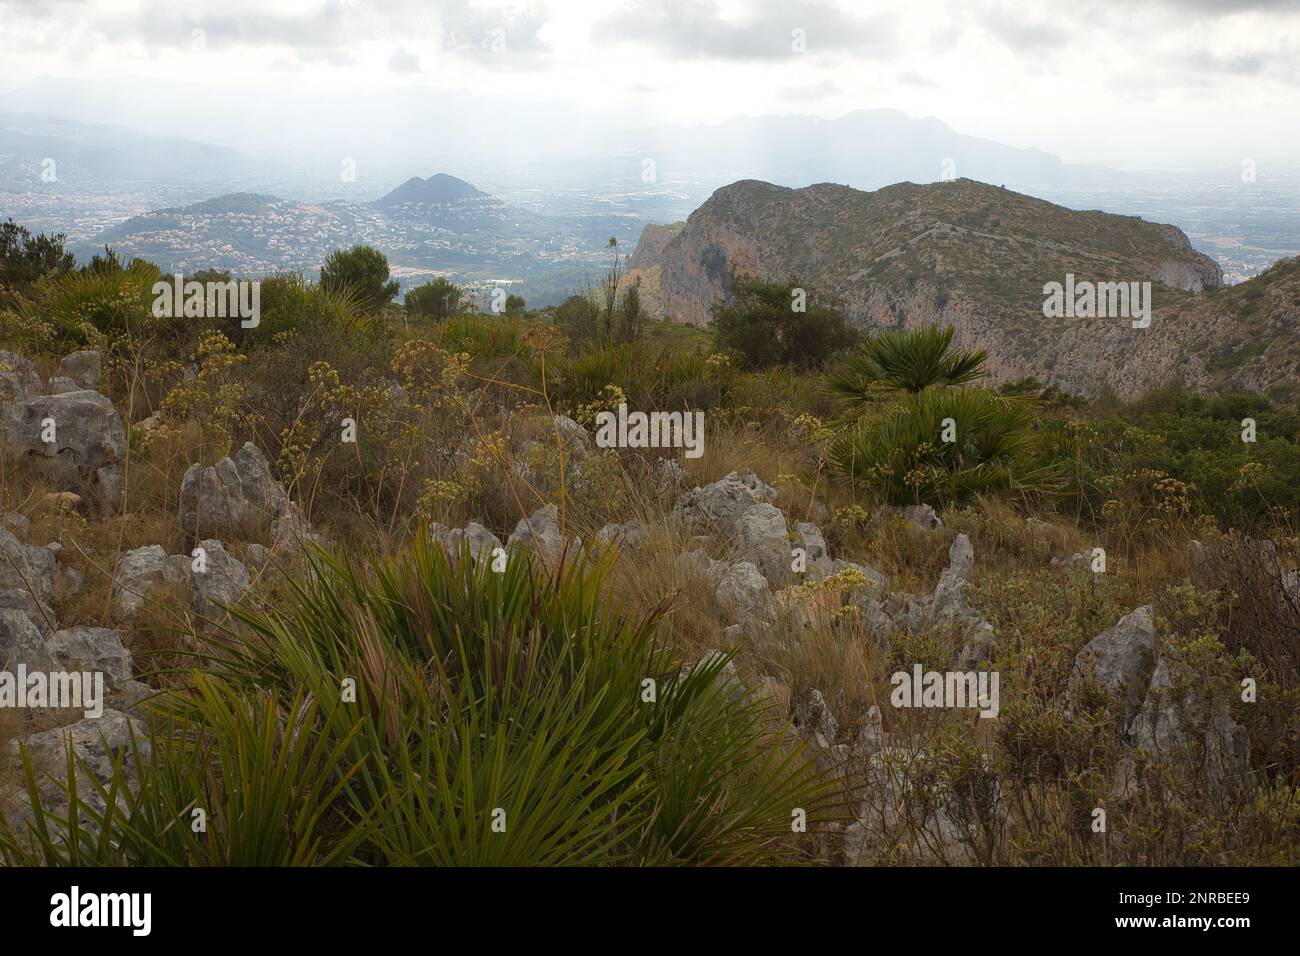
[319,244,400,313]
[405,276,462,321]
[709,272,859,370]
[1,539,831,866]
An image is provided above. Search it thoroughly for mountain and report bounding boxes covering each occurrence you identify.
[623,109,1121,193]
[0,110,266,184]
[371,172,554,238]
[627,178,1300,400]
[376,174,488,206]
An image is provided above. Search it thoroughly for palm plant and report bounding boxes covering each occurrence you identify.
[829,386,1062,506]
[823,325,988,414]
[1,537,836,866]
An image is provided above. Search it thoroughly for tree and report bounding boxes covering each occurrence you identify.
[320,245,400,313]
[504,293,526,314]
[0,220,75,293]
[405,277,462,321]
[709,272,858,370]
[823,325,988,413]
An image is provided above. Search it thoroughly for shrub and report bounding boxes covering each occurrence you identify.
[829,387,1060,506]
[710,272,859,370]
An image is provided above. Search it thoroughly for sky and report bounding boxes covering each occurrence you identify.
[0,0,1297,167]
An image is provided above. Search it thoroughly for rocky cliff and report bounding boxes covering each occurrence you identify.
[627,178,1299,400]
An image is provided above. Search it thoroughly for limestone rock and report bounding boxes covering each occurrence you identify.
[0,607,55,672]
[113,545,190,617]
[714,560,770,620]
[1068,605,1157,721]
[46,626,133,688]
[4,390,126,500]
[1128,655,1250,796]
[2,710,150,831]
[734,502,790,583]
[57,350,101,390]
[671,469,778,535]
[190,539,250,619]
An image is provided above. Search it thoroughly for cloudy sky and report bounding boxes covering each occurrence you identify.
[1,0,1297,166]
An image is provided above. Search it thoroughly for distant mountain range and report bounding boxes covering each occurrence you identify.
[0,110,265,185]
[627,178,1300,401]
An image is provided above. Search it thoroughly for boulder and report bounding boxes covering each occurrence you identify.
[2,710,149,832]
[714,561,770,620]
[942,533,975,587]
[794,521,828,562]
[594,519,648,551]
[794,688,839,744]
[46,376,80,395]
[676,547,722,581]
[179,441,302,539]
[672,469,778,536]
[0,528,57,630]
[439,522,503,562]
[507,503,576,563]
[0,608,55,673]
[4,390,126,500]
[0,350,42,411]
[734,502,790,583]
[1068,605,1157,722]
[46,626,133,689]
[57,350,101,390]
[190,539,250,619]
[844,749,1005,866]
[883,503,943,531]
[112,545,190,617]
[551,414,590,457]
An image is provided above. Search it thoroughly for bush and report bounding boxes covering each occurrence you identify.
[830,387,1060,506]
[710,273,859,370]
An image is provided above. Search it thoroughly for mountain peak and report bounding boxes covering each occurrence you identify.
[376,173,487,207]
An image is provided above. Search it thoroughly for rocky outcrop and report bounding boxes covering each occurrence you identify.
[620,179,1300,400]
[190,539,250,619]
[507,503,579,564]
[112,545,190,617]
[46,626,134,689]
[3,389,126,502]
[2,710,149,832]
[1128,655,1251,796]
[1068,605,1157,722]
[671,470,778,536]
[179,442,308,543]
[0,607,55,672]
[0,528,58,632]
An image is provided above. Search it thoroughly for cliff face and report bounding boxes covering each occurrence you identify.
[625,179,1300,400]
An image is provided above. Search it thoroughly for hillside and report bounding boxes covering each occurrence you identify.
[626,178,1300,399]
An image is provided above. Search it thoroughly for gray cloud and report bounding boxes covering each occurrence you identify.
[593,0,898,61]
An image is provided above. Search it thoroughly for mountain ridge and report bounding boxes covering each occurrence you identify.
[628,177,1299,400]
